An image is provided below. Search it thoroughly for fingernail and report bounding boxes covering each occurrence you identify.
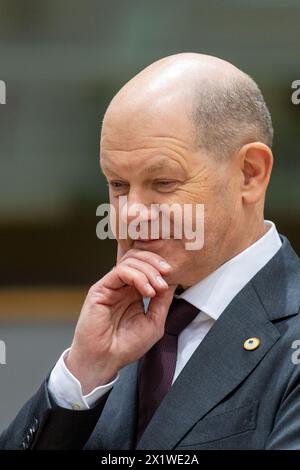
[159,261,172,271]
[146,283,155,294]
[156,276,168,287]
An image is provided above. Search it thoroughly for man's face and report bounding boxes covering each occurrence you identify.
[100,101,241,287]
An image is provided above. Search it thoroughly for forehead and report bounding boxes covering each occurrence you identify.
[101,153,183,176]
[99,97,199,175]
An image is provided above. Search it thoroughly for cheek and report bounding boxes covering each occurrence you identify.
[173,186,207,206]
[206,175,237,216]
[202,189,239,248]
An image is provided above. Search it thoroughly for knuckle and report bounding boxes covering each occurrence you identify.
[115,264,125,275]
[150,268,159,278]
[157,326,165,339]
[88,283,99,295]
[88,285,105,301]
[122,257,136,267]
[136,272,147,283]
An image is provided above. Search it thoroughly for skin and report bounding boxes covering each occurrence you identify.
[66,53,273,394]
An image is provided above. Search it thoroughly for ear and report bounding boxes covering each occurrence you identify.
[238,142,273,205]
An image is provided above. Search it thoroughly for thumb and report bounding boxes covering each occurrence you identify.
[146,285,176,333]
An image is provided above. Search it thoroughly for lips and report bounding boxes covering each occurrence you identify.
[134,238,162,241]
[132,238,170,251]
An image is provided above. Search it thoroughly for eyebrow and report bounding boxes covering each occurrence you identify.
[143,159,174,174]
[101,158,176,176]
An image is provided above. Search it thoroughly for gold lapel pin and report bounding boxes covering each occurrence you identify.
[243,337,260,351]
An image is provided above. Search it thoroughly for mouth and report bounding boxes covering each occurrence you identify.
[134,237,162,242]
[135,236,162,241]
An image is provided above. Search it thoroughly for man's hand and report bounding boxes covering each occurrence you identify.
[65,249,175,394]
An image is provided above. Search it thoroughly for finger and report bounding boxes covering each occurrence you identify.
[119,249,173,275]
[121,258,169,292]
[100,265,157,297]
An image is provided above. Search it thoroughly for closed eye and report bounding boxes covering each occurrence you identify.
[154,180,179,191]
[108,181,129,190]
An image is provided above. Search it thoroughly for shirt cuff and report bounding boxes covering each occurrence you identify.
[48,348,119,410]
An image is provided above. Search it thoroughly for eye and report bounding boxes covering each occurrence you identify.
[154,180,178,191]
[108,181,129,190]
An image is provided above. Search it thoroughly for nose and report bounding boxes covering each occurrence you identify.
[120,196,159,225]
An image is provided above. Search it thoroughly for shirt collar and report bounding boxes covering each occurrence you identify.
[175,220,282,321]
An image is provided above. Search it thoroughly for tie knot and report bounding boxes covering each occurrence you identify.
[165,298,199,336]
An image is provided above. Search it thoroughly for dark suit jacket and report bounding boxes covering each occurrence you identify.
[1,235,300,450]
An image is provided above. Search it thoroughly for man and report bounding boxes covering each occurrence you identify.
[1,52,300,450]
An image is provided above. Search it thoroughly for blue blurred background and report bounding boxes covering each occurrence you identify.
[0,0,299,431]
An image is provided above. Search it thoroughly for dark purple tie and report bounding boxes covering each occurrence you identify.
[136,297,199,444]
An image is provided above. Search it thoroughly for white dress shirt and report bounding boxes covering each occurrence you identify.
[48,220,282,410]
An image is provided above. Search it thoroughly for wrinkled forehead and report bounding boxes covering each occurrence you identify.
[100,115,194,179]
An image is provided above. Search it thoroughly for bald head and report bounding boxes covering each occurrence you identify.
[104,53,273,160]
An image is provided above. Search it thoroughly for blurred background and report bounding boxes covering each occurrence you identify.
[0,0,299,431]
